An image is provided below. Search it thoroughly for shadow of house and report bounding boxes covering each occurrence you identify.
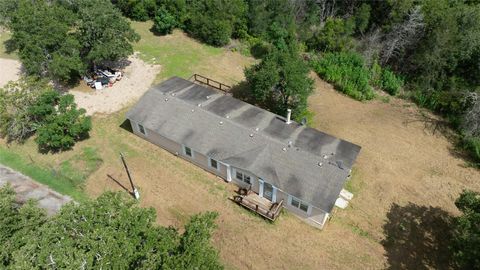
[382,203,455,270]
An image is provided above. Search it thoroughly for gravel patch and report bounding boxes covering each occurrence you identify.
[70,55,161,115]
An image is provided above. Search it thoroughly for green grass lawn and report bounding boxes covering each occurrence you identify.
[131,21,223,82]
[0,147,88,201]
[0,30,18,60]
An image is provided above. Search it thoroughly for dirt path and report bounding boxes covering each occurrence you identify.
[70,55,161,116]
[0,58,21,88]
[0,164,72,215]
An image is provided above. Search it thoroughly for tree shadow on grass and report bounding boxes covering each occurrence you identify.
[382,203,455,270]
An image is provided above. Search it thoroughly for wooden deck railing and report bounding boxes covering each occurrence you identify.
[190,74,231,93]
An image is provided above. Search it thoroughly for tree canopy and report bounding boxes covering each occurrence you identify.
[0,185,222,269]
[7,0,139,83]
[245,46,313,121]
[0,77,91,151]
[452,190,480,269]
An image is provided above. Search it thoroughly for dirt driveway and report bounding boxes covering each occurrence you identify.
[0,58,21,88]
[70,55,161,116]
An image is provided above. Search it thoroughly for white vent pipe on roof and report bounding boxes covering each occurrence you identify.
[286,109,292,124]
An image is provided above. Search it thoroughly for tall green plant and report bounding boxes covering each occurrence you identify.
[312,52,375,100]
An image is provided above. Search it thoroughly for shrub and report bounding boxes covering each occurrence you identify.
[451,190,480,269]
[34,92,91,152]
[312,52,375,100]
[381,69,404,95]
[153,7,177,35]
[0,78,50,142]
[463,136,480,165]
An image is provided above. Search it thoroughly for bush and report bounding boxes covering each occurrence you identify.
[184,0,247,47]
[451,190,480,269]
[115,0,157,21]
[463,136,480,165]
[152,7,176,35]
[311,52,375,100]
[0,78,50,142]
[381,69,404,95]
[34,92,91,152]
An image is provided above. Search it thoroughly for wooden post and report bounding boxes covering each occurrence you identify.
[120,153,140,200]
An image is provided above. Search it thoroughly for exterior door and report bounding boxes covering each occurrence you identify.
[263,182,274,202]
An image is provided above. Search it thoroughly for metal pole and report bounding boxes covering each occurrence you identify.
[120,153,140,200]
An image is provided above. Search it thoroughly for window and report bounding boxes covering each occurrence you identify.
[290,196,309,213]
[209,158,218,170]
[138,124,146,135]
[183,146,193,158]
[235,170,251,184]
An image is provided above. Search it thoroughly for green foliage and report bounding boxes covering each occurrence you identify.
[34,92,91,152]
[307,17,355,53]
[153,7,177,35]
[114,0,157,21]
[354,3,371,34]
[244,47,313,119]
[380,69,404,96]
[463,136,480,165]
[9,0,84,82]
[71,0,140,67]
[0,187,222,269]
[312,52,375,100]
[451,190,480,269]
[0,184,47,267]
[247,0,296,43]
[8,0,138,83]
[0,77,51,142]
[184,0,247,46]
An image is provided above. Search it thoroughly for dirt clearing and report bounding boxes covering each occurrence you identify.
[0,58,21,88]
[70,55,160,116]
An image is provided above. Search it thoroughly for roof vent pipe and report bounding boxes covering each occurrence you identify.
[286,109,292,124]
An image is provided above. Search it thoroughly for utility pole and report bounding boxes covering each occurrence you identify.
[120,152,140,200]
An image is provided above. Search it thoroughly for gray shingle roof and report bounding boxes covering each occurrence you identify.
[126,77,361,213]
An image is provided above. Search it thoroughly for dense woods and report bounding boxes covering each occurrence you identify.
[0,185,222,269]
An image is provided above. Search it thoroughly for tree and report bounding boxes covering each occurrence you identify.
[0,77,51,142]
[354,3,371,35]
[184,0,247,46]
[0,186,222,269]
[451,190,480,269]
[153,7,177,35]
[307,17,355,53]
[8,0,139,83]
[34,92,91,152]
[245,46,313,119]
[9,0,84,82]
[73,0,140,69]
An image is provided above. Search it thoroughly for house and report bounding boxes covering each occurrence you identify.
[126,76,361,229]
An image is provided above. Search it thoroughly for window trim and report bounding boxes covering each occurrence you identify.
[183,145,194,158]
[209,157,219,170]
[233,168,251,185]
[138,123,146,135]
[288,195,311,214]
